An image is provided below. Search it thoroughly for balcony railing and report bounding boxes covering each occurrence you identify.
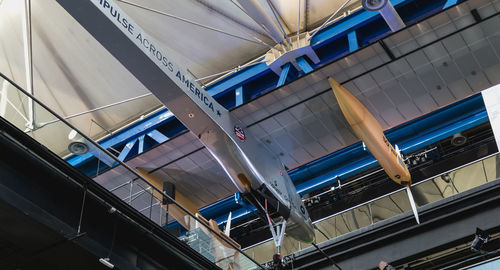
[245,151,500,264]
[0,73,263,270]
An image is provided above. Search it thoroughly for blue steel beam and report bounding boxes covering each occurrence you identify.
[137,135,145,155]
[235,86,244,106]
[147,129,169,144]
[348,31,359,52]
[443,0,458,9]
[214,205,256,227]
[296,110,488,195]
[310,0,408,46]
[68,0,450,170]
[67,110,173,166]
[290,93,485,185]
[296,57,313,74]
[205,62,269,97]
[199,195,242,219]
[175,93,489,227]
[400,111,488,153]
[117,138,137,161]
[203,109,489,227]
[277,63,292,87]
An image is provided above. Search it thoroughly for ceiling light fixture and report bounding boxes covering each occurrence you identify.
[451,132,467,146]
[68,129,90,155]
[362,0,388,11]
[99,258,115,269]
[471,228,490,253]
[440,173,451,183]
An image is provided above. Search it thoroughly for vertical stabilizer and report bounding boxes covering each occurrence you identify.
[224,212,232,236]
[406,186,420,224]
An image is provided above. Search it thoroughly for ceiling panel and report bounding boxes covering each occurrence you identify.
[93,0,500,212]
[287,122,315,145]
[299,114,330,140]
[303,141,329,159]
[0,0,164,148]
[435,58,464,84]
[380,108,405,127]
[352,74,376,93]
[304,95,329,114]
[442,34,469,54]
[387,58,413,77]
[417,66,445,92]
[396,101,421,120]
[381,81,411,105]
[485,63,500,85]
[414,94,439,115]
[423,42,448,62]
[447,79,474,100]
[274,110,296,127]
[400,74,428,99]
[455,51,482,76]
[0,0,369,156]
[406,51,430,70]
[466,71,493,91]
[473,44,499,69]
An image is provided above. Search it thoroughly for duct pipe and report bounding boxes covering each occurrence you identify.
[22,0,35,130]
[362,0,405,32]
[236,0,285,45]
[379,1,405,31]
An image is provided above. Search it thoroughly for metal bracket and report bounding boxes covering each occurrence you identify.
[265,199,287,255]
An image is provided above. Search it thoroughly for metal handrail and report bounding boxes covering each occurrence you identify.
[244,151,500,250]
[0,72,264,269]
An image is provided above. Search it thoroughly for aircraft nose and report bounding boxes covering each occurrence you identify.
[287,216,315,243]
[328,77,365,126]
[288,224,315,243]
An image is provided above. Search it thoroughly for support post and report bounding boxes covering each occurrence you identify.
[77,185,88,234]
[296,56,313,74]
[378,1,406,32]
[277,63,291,87]
[117,138,137,161]
[129,180,134,204]
[0,80,8,117]
[22,0,34,130]
[347,31,359,52]
[443,0,458,9]
[235,86,244,106]
[138,134,145,155]
[147,129,169,144]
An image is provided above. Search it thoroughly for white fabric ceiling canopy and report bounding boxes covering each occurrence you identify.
[0,0,361,153]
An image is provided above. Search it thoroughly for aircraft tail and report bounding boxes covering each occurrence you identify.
[224,212,232,236]
[406,185,420,224]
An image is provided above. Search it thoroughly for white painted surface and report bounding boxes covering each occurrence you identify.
[482,84,500,149]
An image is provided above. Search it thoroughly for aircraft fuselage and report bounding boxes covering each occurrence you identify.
[57,0,316,244]
[329,77,411,186]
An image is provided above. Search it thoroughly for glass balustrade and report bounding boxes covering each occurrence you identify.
[1,1,499,265]
[0,74,262,270]
[244,153,500,264]
[2,57,498,269]
[2,65,497,268]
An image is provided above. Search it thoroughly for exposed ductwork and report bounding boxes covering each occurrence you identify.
[452,132,467,146]
[362,0,388,11]
[362,0,406,32]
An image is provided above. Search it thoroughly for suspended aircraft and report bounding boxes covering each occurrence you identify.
[328,77,420,224]
[55,2,418,269]
[56,0,315,256]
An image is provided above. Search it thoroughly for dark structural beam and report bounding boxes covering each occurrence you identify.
[0,112,216,269]
[291,177,500,269]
